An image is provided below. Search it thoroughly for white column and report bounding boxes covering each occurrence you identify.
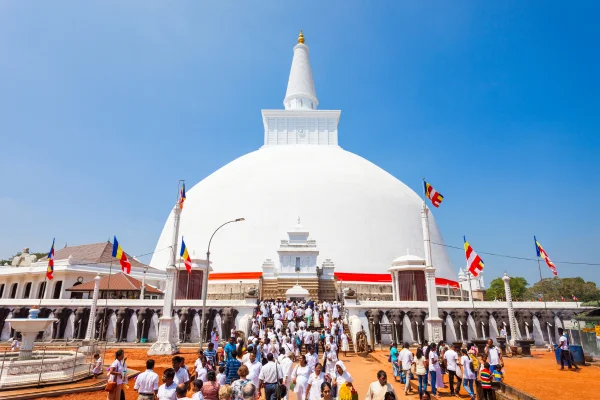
[148,205,181,355]
[421,203,443,343]
[85,275,101,341]
[502,274,519,345]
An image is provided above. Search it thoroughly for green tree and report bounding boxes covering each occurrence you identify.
[485,276,528,301]
[526,277,600,302]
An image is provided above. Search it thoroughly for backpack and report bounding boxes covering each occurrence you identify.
[469,354,479,373]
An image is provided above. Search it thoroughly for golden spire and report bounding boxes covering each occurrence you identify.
[298,30,305,44]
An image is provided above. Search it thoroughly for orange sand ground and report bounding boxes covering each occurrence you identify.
[36,348,599,400]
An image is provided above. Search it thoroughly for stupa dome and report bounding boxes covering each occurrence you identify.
[150,32,456,281]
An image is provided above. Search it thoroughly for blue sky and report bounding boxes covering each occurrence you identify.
[1,2,598,286]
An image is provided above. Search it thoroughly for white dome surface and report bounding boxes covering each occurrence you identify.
[150,145,457,280]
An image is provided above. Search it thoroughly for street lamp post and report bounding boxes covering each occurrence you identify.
[199,218,245,349]
[140,266,149,300]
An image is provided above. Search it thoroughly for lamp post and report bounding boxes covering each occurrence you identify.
[199,218,245,349]
[140,266,149,300]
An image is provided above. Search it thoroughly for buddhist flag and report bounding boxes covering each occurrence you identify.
[464,236,484,277]
[424,180,444,208]
[46,238,55,280]
[112,236,132,274]
[180,237,192,273]
[572,294,578,301]
[534,236,558,276]
[179,183,186,210]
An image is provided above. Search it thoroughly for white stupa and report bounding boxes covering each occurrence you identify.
[150,31,456,281]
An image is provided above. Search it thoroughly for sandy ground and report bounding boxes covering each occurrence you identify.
[35,347,599,400]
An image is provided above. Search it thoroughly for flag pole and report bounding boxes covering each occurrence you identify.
[534,236,549,311]
[467,269,475,309]
[101,258,114,366]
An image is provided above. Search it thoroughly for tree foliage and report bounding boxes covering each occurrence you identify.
[526,277,600,302]
[485,276,529,301]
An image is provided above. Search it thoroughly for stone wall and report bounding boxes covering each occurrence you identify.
[342,283,393,301]
[207,282,259,300]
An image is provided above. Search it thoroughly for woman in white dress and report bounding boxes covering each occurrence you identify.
[323,312,330,329]
[313,309,321,328]
[332,303,340,320]
[332,360,353,400]
[305,363,326,400]
[323,344,338,378]
[292,355,311,400]
[340,332,350,357]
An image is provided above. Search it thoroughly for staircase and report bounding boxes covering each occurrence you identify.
[317,279,337,302]
[261,278,320,299]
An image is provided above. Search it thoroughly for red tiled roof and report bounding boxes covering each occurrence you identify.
[40,241,148,269]
[66,272,162,294]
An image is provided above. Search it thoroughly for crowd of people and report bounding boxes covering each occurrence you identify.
[104,299,356,400]
[388,338,505,400]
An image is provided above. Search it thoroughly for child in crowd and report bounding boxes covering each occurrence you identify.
[480,362,493,400]
[92,353,103,378]
[217,365,227,385]
[192,378,204,400]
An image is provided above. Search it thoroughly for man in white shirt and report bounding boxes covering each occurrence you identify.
[172,356,190,387]
[286,309,294,321]
[274,318,283,331]
[258,354,284,400]
[245,352,262,388]
[444,345,461,396]
[157,368,178,400]
[312,331,320,356]
[288,320,296,334]
[557,328,578,370]
[304,329,314,347]
[134,359,159,400]
[365,370,395,400]
[485,339,504,377]
[305,345,319,373]
[298,320,306,330]
[398,343,414,395]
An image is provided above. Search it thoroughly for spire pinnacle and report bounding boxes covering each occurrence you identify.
[284,30,318,110]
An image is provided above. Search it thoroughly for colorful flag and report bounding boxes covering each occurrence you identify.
[179,183,186,210]
[464,236,485,277]
[534,236,558,276]
[424,181,444,208]
[572,294,578,301]
[180,237,192,273]
[112,236,132,274]
[46,238,55,280]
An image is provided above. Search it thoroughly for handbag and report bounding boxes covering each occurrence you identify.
[105,381,117,392]
[351,386,359,400]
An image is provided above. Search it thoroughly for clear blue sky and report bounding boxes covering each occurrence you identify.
[1,2,598,286]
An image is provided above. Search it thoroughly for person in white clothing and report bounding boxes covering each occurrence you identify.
[288,320,296,334]
[365,370,395,400]
[211,327,219,349]
[443,345,461,396]
[191,379,204,400]
[484,338,505,378]
[323,344,338,378]
[398,343,414,395]
[172,356,190,387]
[460,348,476,399]
[245,352,262,389]
[107,349,126,400]
[157,368,178,400]
[134,359,159,400]
[305,363,326,400]
[332,361,353,400]
[305,346,319,373]
[194,354,208,383]
[340,332,349,357]
[427,343,443,398]
[291,355,311,400]
[279,352,295,398]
